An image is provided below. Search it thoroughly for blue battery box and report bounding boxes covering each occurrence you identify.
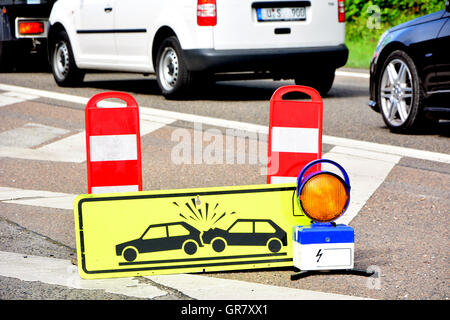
[294,223,354,244]
[293,223,355,270]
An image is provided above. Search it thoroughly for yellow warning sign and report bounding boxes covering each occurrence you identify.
[74,183,310,279]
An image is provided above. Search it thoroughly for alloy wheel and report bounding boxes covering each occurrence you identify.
[379,58,414,127]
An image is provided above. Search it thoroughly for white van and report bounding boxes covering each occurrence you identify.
[48,0,348,98]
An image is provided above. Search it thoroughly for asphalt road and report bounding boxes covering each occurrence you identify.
[0,67,448,302]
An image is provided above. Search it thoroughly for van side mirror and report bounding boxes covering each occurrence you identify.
[447,1,450,12]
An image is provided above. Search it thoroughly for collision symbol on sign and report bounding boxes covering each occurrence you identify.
[74,183,310,279]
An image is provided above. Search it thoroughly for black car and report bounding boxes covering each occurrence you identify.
[115,221,203,262]
[369,2,450,133]
[202,218,287,253]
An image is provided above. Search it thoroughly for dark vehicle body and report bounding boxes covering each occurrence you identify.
[369,2,450,132]
[116,221,203,262]
[202,218,287,253]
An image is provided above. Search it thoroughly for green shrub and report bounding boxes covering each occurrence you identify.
[344,0,445,68]
[346,0,445,42]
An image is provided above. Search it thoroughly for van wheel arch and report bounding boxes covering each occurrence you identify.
[49,27,84,86]
[152,26,177,67]
[155,35,197,99]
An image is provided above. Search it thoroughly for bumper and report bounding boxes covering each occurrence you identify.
[183,44,349,73]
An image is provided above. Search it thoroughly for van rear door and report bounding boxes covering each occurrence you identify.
[213,0,345,50]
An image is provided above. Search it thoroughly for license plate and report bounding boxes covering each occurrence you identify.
[257,7,306,22]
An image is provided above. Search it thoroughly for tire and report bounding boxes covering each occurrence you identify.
[211,238,226,253]
[155,36,195,99]
[50,30,84,87]
[377,50,427,133]
[123,247,138,262]
[267,238,282,253]
[295,68,335,96]
[183,240,198,255]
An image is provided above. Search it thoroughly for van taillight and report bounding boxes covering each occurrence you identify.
[338,0,346,23]
[19,21,44,35]
[197,0,217,26]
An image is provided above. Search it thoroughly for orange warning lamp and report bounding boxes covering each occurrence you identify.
[296,159,350,223]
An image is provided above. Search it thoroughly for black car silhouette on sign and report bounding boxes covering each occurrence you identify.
[202,219,287,253]
[115,221,203,262]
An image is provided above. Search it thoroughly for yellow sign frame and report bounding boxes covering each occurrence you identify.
[74,183,310,279]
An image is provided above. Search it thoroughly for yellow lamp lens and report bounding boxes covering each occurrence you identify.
[299,172,349,222]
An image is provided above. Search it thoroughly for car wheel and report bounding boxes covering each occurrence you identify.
[183,240,198,255]
[295,68,335,96]
[377,50,426,133]
[155,36,195,99]
[123,247,138,262]
[267,238,282,253]
[211,238,226,253]
[50,30,84,87]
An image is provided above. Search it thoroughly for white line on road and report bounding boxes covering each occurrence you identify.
[0,79,424,300]
[0,118,174,163]
[148,273,367,300]
[0,251,367,300]
[324,146,401,225]
[0,187,76,210]
[0,123,69,148]
[0,82,448,164]
[0,251,167,299]
[335,70,370,79]
[0,82,446,230]
[0,91,39,107]
[0,135,401,226]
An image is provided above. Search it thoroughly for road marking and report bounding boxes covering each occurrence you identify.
[0,91,39,107]
[0,83,446,234]
[36,131,86,163]
[0,83,446,226]
[0,251,367,300]
[335,70,370,79]
[0,251,167,299]
[0,140,400,228]
[324,146,401,225]
[0,138,400,226]
[0,187,69,201]
[148,273,367,300]
[0,187,76,210]
[0,81,438,227]
[323,135,450,164]
[0,123,69,148]
[0,137,401,224]
[0,119,174,163]
[1,82,448,165]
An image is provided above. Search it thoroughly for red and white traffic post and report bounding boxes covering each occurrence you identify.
[267,85,323,184]
[85,92,143,194]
